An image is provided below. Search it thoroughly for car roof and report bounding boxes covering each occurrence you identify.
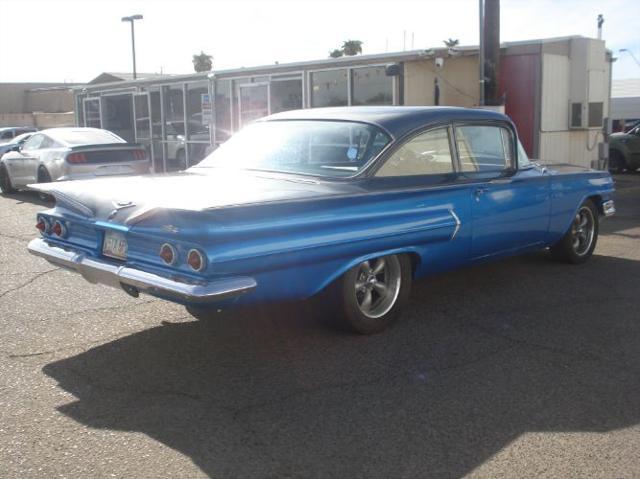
[263,106,512,139]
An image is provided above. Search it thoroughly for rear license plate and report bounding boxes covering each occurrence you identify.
[103,230,128,260]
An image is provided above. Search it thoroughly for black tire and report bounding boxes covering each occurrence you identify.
[37,167,53,202]
[176,149,187,170]
[608,151,627,174]
[550,199,599,264]
[0,164,17,193]
[330,253,412,335]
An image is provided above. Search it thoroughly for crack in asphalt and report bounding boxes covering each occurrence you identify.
[0,268,60,299]
[0,231,35,242]
[2,300,167,359]
[467,320,640,376]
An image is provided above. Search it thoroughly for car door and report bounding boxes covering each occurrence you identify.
[6,133,45,186]
[370,125,472,274]
[454,123,550,259]
[626,126,640,164]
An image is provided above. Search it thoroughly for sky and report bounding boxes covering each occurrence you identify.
[0,0,638,84]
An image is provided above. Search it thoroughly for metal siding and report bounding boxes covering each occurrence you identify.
[541,54,570,132]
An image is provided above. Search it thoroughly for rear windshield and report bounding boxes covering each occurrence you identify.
[52,129,125,145]
[194,120,391,177]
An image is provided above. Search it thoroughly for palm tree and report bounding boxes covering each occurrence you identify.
[192,51,213,73]
[329,49,344,58]
[342,40,363,56]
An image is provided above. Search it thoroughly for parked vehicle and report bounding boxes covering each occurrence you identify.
[609,123,640,173]
[0,132,35,158]
[0,126,37,144]
[27,107,615,334]
[0,127,150,193]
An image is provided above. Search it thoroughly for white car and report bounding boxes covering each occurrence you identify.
[0,127,150,193]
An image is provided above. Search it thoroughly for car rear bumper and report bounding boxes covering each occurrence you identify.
[27,238,256,304]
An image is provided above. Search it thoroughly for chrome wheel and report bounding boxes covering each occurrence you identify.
[571,206,595,256]
[354,256,402,319]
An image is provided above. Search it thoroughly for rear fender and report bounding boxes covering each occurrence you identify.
[309,246,423,297]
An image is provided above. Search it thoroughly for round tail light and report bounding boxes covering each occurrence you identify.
[36,217,49,234]
[187,249,205,272]
[52,220,66,237]
[159,243,176,265]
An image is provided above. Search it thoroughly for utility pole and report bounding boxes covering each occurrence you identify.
[478,0,485,106]
[483,0,500,105]
[121,14,143,79]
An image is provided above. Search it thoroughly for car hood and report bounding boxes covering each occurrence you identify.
[29,168,360,224]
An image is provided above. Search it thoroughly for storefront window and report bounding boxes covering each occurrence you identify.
[215,80,232,143]
[270,77,303,113]
[311,69,348,107]
[352,66,393,106]
[185,82,211,142]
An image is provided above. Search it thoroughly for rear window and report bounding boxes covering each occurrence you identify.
[52,129,125,145]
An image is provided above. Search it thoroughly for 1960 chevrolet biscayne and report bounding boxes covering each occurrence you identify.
[28,107,616,334]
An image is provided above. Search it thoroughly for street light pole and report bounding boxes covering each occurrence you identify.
[619,49,640,68]
[121,14,143,79]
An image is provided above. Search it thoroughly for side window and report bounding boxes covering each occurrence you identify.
[22,134,45,151]
[455,125,514,174]
[1,131,13,140]
[376,127,454,177]
[39,136,54,149]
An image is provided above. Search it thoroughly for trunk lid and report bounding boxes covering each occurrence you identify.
[29,168,360,223]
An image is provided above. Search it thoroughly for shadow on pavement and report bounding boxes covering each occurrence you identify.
[43,251,640,477]
[0,190,53,208]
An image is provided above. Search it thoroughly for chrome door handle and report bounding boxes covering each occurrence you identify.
[474,186,487,200]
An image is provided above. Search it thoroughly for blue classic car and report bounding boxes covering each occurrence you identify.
[28,107,615,334]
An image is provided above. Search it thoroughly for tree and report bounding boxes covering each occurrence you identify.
[192,51,213,73]
[329,49,344,58]
[443,38,459,48]
[342,40,363,56]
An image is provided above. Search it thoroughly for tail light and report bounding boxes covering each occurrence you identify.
[132,149,147,160]
[159,243,176,265]
[67,152,87,163]
[36,217,50,234]
[187,249,205,272]
[51,220,67,238]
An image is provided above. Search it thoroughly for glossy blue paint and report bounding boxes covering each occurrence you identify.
[30,107,615,308]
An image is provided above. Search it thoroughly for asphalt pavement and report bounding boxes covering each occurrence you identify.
[1,174,639,478]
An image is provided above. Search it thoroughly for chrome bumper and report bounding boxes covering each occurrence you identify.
[27,238,256,304]
[602,200,616,217]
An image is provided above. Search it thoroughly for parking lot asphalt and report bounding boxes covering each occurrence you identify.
[1,174,639,478]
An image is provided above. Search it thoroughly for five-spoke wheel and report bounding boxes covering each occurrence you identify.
[551,199,599,264]
[333,253,412,334]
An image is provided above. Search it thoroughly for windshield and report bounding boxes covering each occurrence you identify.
[194,120,391,177]
[517,140,532,168]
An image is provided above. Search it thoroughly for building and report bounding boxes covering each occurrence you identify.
[0,82,79,128]
[73,35,612,173]
[611,78,640,131]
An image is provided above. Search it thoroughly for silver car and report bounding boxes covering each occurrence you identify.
[0,128,150,193]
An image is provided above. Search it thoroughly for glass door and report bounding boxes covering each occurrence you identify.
[83,98,102,128]
[238,83,269,127]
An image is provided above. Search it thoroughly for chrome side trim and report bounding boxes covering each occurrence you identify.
[602,200,615,217]
[449,209,461,240]
[27,238,256,304]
